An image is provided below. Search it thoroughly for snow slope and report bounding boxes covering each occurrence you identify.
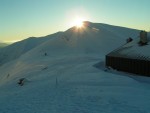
[0,22,150,113]
[20,21,140,60]
[0,32,62,66]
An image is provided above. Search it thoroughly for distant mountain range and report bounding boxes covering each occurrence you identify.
[0,42,9,48]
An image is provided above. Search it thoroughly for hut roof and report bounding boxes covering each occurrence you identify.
[107,33,150,61]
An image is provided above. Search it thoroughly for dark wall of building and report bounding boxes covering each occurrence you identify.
[106,55,150,76]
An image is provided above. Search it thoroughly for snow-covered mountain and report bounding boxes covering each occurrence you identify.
[0,32,62,66]
[0,22,150,113]
[0,22,139,66]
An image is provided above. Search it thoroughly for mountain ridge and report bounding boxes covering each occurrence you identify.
[0,22,140,67]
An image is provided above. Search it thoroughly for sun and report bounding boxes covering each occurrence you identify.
[73,17,84,28]
[75,19,83,28]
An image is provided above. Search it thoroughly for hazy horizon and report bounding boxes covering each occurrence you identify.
[1,0,150,42]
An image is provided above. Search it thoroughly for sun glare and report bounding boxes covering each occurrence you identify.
[73,18,84,28]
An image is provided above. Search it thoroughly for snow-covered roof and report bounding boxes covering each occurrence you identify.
[107,33,150,61]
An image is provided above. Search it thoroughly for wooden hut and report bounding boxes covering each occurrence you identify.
[106,33,150,76]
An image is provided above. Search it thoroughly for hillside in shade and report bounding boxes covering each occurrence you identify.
[0,22,150,113]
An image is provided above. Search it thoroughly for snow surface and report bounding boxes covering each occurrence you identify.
[0,22,150,113]
[0,32,62,66]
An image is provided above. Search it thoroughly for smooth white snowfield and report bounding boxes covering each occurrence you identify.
[0,22,150,113]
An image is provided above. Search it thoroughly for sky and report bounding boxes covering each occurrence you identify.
[0,0,150,43]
